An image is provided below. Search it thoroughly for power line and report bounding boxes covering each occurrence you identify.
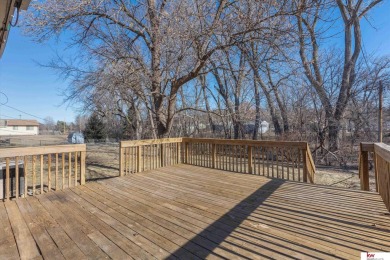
[2,104,46,121]
[0,91,46,121]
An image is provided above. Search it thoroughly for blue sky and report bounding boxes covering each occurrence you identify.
[0,2,389,123]
[0,27,76,123]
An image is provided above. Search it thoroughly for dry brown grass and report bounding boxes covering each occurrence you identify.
[86,143,120,180]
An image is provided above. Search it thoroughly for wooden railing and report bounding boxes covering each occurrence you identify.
[0,144,86,201]
[119,138,182,176]
[359,142,390,211]
[182,138,315,183]
[120,138,315,183]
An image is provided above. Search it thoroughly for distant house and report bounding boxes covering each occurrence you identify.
[0,119,40,136]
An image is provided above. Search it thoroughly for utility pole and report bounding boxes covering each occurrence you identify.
[378,81,383,142]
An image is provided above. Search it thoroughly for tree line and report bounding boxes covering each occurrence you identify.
[25,0,388,156]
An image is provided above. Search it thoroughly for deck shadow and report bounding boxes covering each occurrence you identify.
[168,177,285,258]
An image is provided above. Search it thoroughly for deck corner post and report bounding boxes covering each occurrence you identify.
[119,142,124,176]
[248,146,253,174]
[373,152,379,192]
[303,149,308,183]
[359,143,370,191]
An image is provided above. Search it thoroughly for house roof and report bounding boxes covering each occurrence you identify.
[0,0,31,58]
[6,119,40,126]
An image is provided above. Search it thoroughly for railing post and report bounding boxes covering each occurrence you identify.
[359,143,370,191]
[185,142,189,164]
[302,149,308,183]
[177,142,181,164]
[80,151,86,185]
[374,152,379,192]
[137,146,142,172]
[248,146,253,174]
[212,144,216,168]
[119,142,124,176]
[5,158,10,201]
[160,144,164,167]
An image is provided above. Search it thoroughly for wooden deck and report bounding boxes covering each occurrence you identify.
[1,165,390,259]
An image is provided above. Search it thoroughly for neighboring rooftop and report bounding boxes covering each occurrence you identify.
[2,119,40,126]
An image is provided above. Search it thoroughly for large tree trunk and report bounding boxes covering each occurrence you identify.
[328,116,340,152]
[200,75,216,135]
[233,92,241,139]
[252,68,282,136]
[272,87,289,133]
[253,78,261,140]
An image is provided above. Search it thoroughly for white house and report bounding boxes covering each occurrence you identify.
[0,119,40,136]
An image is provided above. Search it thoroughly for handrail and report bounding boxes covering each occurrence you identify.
[181,137,308,148]
[120,138,315,184]
[121,138,183,147]
[0,144,84,157]
[359,142,390,211]
[1,144,86,201]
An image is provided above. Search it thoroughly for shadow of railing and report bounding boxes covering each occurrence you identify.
[168,178,285,258]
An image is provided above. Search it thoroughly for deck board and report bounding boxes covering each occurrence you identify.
[1,164,390,259]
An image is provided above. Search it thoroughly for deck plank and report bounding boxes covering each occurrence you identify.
[0,203,19,260]
[85,182,288,259]
[26,196,87,260]
[49,190,151,260]
[34,194,109,259]
[15,199,65,260]
[66,187,175,259]
[4,201,41,260]
[94,180,333,259]
[103,171,355,258]
[1,164,390,260]
[152,167,390,233]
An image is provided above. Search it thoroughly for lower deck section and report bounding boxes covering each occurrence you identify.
[1,164,390,259]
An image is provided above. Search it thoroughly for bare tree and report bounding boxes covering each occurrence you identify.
[295,0,383,151]
[25,0,297,137]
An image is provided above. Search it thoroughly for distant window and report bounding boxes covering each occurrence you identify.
[27,126,34,130]
[13,126,18,130]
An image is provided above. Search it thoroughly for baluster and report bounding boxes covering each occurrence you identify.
[24,155,28,197]
[281,148,285,179]
[5,158,10,201]
[15,156,19,199]
[74,152,78,186]
[40,155,44,194]
[55,154,58,190]
[298,148,302,182]
[33,155,36,195]
[62,153,65,189]
[80,150,86,185]
[48,154,51,191]
[68,152,72,188]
